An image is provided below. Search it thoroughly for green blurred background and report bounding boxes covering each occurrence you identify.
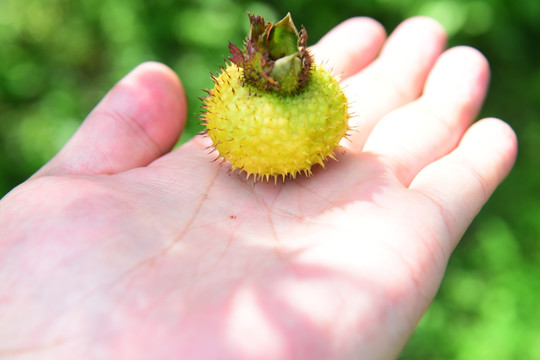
[0,0,538,358]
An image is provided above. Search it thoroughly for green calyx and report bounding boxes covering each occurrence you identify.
[228,13,313,94]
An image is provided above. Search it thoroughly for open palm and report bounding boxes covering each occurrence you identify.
[0,17,516,360]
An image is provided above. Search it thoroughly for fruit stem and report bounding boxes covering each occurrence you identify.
[228,13,313,95]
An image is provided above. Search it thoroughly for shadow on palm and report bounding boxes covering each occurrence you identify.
[78,133,435,356]
[89,139,420,356]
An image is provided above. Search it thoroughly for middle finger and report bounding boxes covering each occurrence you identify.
[343,17,447,149]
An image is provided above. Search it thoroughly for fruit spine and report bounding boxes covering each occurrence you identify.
[202,13,350,182]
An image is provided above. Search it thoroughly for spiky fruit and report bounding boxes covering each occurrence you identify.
[202,13,349,182]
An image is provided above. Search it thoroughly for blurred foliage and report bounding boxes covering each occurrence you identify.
[0,0,539,358]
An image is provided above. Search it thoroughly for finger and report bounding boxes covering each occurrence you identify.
[310,17,386,80]
[343,17,447,149]
[410,118,517,252]
[363,46,490,185]
[34,62,187,177]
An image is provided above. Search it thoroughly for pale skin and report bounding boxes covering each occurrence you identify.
[0,16,517,360]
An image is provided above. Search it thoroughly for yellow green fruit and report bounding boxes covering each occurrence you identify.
[203,64,349,182]
[202,13,350,182]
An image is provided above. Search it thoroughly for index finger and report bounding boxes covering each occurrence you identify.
[309,17,386,80]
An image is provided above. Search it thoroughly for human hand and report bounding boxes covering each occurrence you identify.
[0,17,517,359]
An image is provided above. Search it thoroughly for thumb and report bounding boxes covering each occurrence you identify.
[34,62,187,177]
